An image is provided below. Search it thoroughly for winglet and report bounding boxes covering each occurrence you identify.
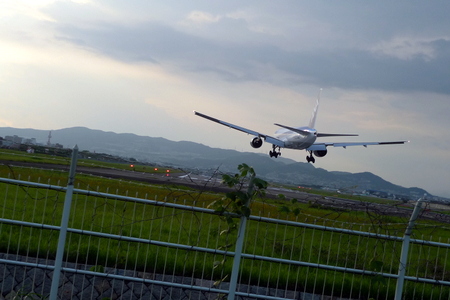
[309,88,322,128]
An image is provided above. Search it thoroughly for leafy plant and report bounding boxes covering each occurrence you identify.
[209,163,268,221]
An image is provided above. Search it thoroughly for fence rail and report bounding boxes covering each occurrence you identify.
[1,148,450,299]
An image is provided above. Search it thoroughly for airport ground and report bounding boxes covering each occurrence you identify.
[1,159,450,224]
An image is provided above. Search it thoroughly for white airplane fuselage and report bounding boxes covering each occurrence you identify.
[275,127,317,150]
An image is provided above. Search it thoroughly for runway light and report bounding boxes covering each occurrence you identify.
[154,168,158,171]
[130,164,134,168]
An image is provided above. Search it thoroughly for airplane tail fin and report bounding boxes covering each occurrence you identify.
[308,88,322,128]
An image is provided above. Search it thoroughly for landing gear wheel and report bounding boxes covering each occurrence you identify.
[306,152,315,163]
[269,146,281,158]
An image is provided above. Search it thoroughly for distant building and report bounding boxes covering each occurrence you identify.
[23,138,37,145]
[1,140,12,147]
[0,134,63,149]
[363,189,388,198]
[1,135,21,148]
[363,189,412,201]
[5,135,22,145]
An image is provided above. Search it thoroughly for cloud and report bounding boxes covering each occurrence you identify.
[185,11,221,24]
[370,36,450,61]
[0,0,57,22]
[45,8,450,95]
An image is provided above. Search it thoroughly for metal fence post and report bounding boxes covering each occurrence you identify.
[394,195,425,300]
[49,145,78,300]
[227,174,255,300]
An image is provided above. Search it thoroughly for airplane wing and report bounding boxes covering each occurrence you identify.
[309,141,409,150]
[194,111,285,147]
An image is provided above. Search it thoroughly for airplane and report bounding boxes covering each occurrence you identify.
[194,90,408,163]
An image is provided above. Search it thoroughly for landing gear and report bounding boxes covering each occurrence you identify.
[306,151,315,163]
[269,145,281,158]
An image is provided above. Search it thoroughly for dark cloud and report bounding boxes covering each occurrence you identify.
[54,20,450,94]
[283,47,450,94]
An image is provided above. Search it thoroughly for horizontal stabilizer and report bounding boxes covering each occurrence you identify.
[317,133,358,137]
[274,123,311,135]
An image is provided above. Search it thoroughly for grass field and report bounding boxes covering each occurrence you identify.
[1,149,450,299]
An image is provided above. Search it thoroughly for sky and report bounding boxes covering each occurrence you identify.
[1,1,449,197]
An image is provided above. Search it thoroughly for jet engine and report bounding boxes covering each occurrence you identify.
[250,137,263,148]
[313,149,327,157]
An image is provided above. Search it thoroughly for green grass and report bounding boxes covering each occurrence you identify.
[0,149,70,164]
[276,182,399,205]
[0,149,180,174]
[1,149,450,298]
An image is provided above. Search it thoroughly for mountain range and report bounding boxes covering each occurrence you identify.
[0,126,428,199]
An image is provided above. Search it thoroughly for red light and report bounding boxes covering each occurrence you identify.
[130,164,134,168]
[154,168,158,171]
[166,169,170,172]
